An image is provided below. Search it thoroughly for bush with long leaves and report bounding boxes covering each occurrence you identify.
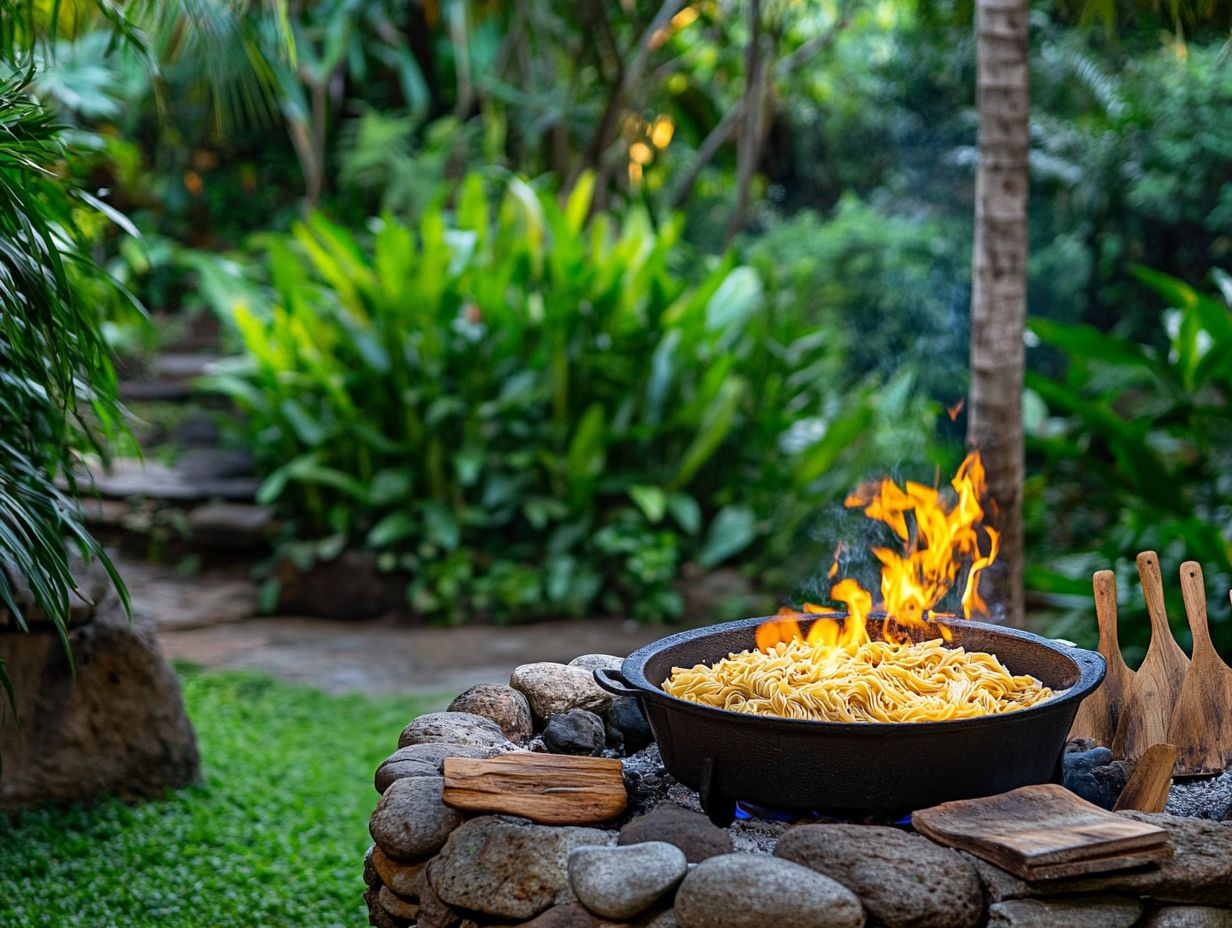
[205,173,941,622]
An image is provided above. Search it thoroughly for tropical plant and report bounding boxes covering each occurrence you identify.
[0,73,130,692]
[204,173,940,622]
[1026,267,1232,658]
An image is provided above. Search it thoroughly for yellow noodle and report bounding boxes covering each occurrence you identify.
[663,638,1053,723]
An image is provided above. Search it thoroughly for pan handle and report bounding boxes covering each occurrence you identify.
[593,667,642,698]
[1067,644,1107,691]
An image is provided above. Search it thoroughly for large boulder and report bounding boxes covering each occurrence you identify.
[0,595,199,809]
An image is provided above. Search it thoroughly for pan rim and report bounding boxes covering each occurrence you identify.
[620,613,1106,735]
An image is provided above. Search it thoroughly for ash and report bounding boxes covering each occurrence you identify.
[621,744,787,853]
[621,744,703,818]
[1167,766,1232,820]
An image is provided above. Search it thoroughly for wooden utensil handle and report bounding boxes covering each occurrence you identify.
[1178,561,1214,658]
[1136,551,1172,641]
[1092,569,1120,656]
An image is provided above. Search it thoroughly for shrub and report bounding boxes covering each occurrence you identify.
[206,174,940,622]
[1026,267,1232,658]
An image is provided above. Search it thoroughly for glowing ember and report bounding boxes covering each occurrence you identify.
[755,450,1000,653]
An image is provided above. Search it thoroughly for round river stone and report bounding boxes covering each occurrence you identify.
[510,662,613,720]
[398,711,515,752]
[448,684,534,743]
[368,775,463,862]
[568,842,687,919]
[674,853,865,928]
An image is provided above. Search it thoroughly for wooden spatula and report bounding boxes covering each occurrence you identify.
[1113,742,1177,812]
[1111,551,1190,761]
[1166,561,1232,776]
[1069,570,1135,746]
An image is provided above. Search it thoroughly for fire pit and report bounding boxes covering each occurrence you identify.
[595,613,1105,825]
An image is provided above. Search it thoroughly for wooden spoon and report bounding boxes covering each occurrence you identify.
[1113,742,1178,813]
[1111,551,1190,761]
[1166,562,1232,776]
[1069,570,1135,746]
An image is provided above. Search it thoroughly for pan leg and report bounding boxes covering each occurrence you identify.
[698,756,735,827]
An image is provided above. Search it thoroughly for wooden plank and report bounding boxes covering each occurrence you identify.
[1020,844,1172,881]
[442,753,627,825]
[913,783,1169,879]
[1113,742,1177,813]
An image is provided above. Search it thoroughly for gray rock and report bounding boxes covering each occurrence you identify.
[1054,812,1232,904]
[1142,906,1232,928]
[988,896,1141,928]
[569,654,625,674]
[544,709,607,756]
[365,882,402,928]
[962,853,1033,903]
[1063,746,1128,809]
[513,903,609,927]
[375,758,440,793]
[674,853,865,928]
[606,697,653,753]
[448,684,535,744]
[774,824,980,928]
[372,846,428,897]
[644,911,680,928]
[379,742,491,772]
[364,845,379,887]
[368,776,463,861]
[416,863,464,928]
[568,842,688,919]
[619,806,734,863]
[0,597,200,809]
[430,816,617,920]
[511,662,613,720]
[379,885,420,921]
[399,711,516,752]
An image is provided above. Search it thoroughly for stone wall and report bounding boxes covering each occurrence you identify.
[363,655,1232,928]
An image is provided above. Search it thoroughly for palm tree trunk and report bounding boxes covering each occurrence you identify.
[968,0,1029,626]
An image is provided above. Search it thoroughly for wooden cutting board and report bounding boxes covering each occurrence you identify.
[913,783,1171,881]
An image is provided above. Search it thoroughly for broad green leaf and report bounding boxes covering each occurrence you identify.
[565,172,595,234]
[667,492,702,535]
[423,502,460,551]
[673,378,744,488]
[698,505,757,568]
[367,511,416,548]
[629,485,667,523]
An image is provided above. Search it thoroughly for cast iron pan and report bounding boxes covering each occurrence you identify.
[594,614,1105,826]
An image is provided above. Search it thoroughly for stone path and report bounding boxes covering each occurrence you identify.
[120,553,671,698]
[157,614,669,698]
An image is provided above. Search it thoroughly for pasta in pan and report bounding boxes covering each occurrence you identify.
[663,637,1053,723]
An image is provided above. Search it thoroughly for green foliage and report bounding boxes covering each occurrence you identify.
[205,174,938,622]
[0,665,447,928]
[1026,267,1232,660]
[743,199,972,403]
[0,71,128,652]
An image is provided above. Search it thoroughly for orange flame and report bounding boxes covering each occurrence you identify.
[758,451,999,654]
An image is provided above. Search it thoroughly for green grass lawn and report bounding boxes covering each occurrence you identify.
[0,665,446,928]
